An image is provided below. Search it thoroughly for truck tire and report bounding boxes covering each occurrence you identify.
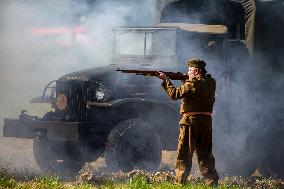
[33,137,86,178]
[104,119,162,171]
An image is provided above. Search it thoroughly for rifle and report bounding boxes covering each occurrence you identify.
[116,68,188,80]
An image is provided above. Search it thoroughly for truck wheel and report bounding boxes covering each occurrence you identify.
[33,137,86,177]
[105,119,162,171]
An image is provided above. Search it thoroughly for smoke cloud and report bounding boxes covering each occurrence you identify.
[0,0,156,119]
[0,0,155,174]
[0,0,283,178]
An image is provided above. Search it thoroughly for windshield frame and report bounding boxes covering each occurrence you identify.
[113,27,178,58]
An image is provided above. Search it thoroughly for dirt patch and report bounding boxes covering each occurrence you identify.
[0,136,196,175]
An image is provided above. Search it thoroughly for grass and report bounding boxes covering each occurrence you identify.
[0,169,17,188]
[0,169,283,189]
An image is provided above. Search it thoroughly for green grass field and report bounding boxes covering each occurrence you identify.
[1,169,283,189]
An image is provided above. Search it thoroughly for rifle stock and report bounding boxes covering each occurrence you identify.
[116,68,188,80]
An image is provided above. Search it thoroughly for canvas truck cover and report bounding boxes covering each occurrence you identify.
[157,0,255,54]
[157,23,228,34]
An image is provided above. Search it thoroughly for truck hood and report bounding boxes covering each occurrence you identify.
[58,65,118,81]
[58,63,173,82]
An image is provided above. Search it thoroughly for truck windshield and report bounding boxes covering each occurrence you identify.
[114,29,176,57]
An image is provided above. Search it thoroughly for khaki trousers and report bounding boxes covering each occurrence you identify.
[175,115,219,184]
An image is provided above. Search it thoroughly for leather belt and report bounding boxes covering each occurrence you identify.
[183,112,212,116]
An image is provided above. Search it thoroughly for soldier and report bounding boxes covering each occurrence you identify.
[157,58,219,186]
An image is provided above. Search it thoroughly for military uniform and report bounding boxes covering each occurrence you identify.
[161,59,219,185]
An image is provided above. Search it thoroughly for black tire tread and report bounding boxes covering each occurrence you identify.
[104,119,162,171]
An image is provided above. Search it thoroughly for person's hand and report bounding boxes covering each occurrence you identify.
[157,71,167,80]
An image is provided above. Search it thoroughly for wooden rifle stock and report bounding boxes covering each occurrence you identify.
[116,68,188,80]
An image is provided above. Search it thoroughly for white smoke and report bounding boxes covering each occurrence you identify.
[1,0,283,178]
[0,0,155,174]
[0,0,155,120]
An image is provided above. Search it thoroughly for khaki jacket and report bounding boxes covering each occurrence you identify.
[161,75,216,115]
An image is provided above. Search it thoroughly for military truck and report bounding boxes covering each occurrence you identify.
[2,23,246,175]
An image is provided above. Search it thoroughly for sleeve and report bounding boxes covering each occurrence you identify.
[161,78,196,100]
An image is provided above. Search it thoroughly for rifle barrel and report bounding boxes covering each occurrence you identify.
[116,68,188,80]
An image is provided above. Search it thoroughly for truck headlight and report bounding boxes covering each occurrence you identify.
[95,87,112,102]
[95,89,105,101]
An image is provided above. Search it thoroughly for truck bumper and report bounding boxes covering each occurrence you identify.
[3,118,79,141]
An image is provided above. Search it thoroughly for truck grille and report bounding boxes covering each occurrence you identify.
[56,80,88,121]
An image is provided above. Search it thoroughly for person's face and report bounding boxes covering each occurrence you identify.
[188,67,203,78]
[188,67,196,78]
